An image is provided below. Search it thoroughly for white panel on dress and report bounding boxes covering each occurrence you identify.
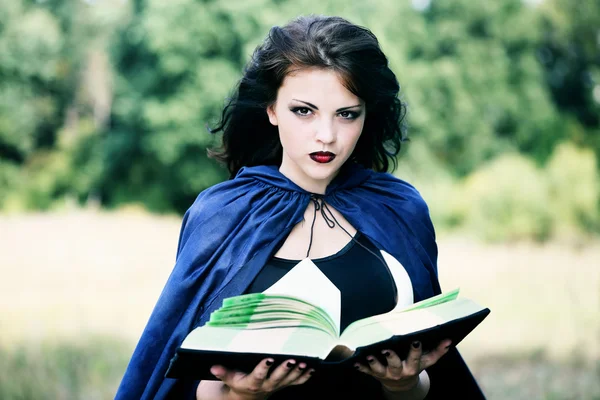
[380,250,414,309]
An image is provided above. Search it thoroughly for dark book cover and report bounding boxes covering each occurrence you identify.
[165,308,490,380]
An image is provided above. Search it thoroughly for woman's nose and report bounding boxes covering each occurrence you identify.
[315,120,336,144]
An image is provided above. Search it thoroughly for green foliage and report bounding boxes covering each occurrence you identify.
[462,153,553,242]
[393,0,561,175]
[546,142,600,238]
[539,0,600,137]
[395,141,465,231]
[0,0,64,162]
[423,143,600,242]
[103,0,270,212]
[0,0,598,238]
[0,160,20,209]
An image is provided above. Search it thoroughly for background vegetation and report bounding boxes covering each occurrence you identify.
[1,0,599,242]
[1,0,599,399]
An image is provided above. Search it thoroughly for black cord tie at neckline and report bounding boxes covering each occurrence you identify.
[305,195,388,269]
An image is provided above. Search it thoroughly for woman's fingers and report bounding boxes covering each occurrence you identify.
[214,340,450,395]
[280,362,313,386]
[381,349,402,370]
[367,355,388,376]
[354,361,372,375]
[268,359,299,385]
[403,341,423,376]
[288,366,314,386]
[354,355,387,377]
[420,339,452,369]
[210,358,315,396]
[354,339,451,393]
[248,358,274,382]
[209,365,241,384]
[209,364,228,379]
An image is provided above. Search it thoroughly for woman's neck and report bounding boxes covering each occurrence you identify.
[278,165,339,195]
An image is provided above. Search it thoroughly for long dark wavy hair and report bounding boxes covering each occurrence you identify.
[208,15,407,178]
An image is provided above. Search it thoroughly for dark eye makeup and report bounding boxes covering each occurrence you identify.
[290,106,312,116]
[289,107,361,120]
[338,110,361,120]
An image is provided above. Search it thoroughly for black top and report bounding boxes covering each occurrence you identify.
[246,231,397,331]
[241,231,397,399]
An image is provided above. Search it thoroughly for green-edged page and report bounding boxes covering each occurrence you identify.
[207,293,338,336]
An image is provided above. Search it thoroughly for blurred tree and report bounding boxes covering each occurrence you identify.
[0,0,129,210]
[378,0,562,176]
[1,0,597,228]
[538,0,600,163]
[0,0,64,207]
[0,1,64,158]
[105,0,281,212]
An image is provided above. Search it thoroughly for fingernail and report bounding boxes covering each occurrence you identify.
[367,357,375,363]
[412,341,421,349]
[287,361,296,368]
[266,359,274,366]
[354,364,360,369]
[382,350,390,357]
[309,369,315,375]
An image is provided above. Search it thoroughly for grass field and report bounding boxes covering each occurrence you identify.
[0,210,598,399]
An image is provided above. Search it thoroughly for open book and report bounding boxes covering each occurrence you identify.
[165,258,490,380]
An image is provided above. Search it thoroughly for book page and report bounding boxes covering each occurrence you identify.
[338,288,461,336]
[263,258,342,336]
[339,297,486,350]
[181,325,336,359]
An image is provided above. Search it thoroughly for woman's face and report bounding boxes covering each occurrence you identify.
[267,67,366,194]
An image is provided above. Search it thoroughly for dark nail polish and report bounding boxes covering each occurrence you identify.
[383,351,390,357]
[412,341,421,349]
[367,357,375,363]
[266,360,273,366]
[287,361,296,368]
[354,365,360,369]
[299,365,306,371]
[309,370,314,375]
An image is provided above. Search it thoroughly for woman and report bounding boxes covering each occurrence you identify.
[116,15,485,400]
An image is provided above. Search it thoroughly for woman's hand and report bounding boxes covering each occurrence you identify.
[354,339,452,396]
[198,358,314,400]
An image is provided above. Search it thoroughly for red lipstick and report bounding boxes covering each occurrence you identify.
[310,151,336,163]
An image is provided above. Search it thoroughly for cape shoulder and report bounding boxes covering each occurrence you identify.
[353,171,435,233]
[175,175,265,256]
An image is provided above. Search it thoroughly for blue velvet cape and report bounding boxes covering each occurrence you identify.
[115,163,449,399]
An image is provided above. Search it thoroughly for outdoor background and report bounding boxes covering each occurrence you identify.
[0,0,599,399]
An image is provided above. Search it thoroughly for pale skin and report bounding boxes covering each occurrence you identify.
[197,67,451,399]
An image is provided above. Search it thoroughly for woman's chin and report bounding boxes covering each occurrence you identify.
[303,164,340,182]
[281,161,343,191]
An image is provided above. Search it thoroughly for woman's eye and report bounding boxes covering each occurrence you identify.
[339,111,358,119]
[292,107,312,116]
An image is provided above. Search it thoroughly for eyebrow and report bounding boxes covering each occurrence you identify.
[291,99,362,112]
